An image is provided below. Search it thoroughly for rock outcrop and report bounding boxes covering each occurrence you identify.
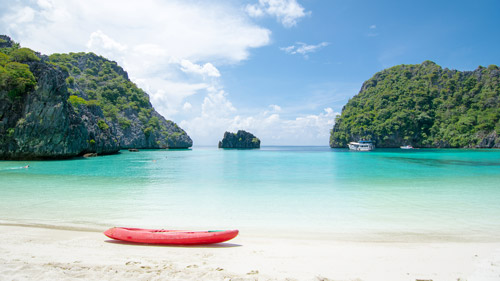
[0,35,192,160]
[218,130,260,149]
[49,52,192,150]
[330,61,500,148]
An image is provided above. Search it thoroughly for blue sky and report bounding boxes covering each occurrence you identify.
[1,0,499,145]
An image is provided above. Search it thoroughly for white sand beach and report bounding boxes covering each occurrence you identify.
[1,225,500,281]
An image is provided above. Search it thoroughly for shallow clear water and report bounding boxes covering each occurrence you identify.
[1,147,500,241]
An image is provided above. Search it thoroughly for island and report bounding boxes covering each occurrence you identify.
[0,35,192,160]
[330,61,500,148]
[218,130,260,149]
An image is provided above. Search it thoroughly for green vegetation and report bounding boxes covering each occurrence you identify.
[0,42,37,100]
[49,52,155,129]
[9,48,40,62]
[0,62,37,99]
[48,51,190,147]
[118,117,132,129]
[0,35,191,152]
[170,132,183,138]
[68,95,88,107]
[330,61,500,148]
[6,128,14,137]
[97,119,109,130]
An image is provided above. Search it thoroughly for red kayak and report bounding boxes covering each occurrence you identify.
[104,227,239,245]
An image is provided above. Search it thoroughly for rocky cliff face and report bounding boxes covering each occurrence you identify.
[0,35,192,160]
[218,130,260,149]
[0,59,118,159]
[49,52,193,150]
[330,61,500,148]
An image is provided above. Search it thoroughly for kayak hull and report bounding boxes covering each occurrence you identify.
[104,227,239,245]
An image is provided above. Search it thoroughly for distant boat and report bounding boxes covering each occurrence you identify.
[400,145,414,149]
[104,227,239,245]
[348,140,375,151]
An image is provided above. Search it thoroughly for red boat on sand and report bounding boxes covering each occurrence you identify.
[104,227,239,245]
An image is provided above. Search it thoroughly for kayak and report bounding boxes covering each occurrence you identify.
[104,227,239,245]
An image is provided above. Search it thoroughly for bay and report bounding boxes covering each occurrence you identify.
[1,147,499,242]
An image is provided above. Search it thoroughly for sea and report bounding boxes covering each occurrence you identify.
[1,146,500,242]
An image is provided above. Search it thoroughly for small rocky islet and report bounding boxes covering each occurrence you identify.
[218,130,260,149]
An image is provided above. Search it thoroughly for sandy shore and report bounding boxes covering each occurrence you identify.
[0,225,499,281]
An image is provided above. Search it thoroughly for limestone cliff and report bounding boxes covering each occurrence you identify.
[0,35,192,159]
[330,61,500,148]
[218,130,260,149]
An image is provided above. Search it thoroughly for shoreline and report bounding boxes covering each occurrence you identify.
[3,221,500,244]
[1,225,499,281]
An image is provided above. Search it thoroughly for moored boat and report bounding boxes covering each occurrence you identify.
[400,145,414,149]
[348,140,375,151]
[104,227,239,245]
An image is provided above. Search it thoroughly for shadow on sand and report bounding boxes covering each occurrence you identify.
[104,239,242,248]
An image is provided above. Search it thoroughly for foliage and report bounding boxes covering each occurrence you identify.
[48,51,189,145]
[68,95,88,107]
[0,62,36,99]
[97,119,109,130]
[330,61,500,148]
[9,48,40,62]
[143,126,154,136]
[118,117,132,129]
[49,52,160,129]
[0,43,37,99]
[7,128,14,137]
[66,76,75,86]
[170,132,182,138]
[0,52,9,65]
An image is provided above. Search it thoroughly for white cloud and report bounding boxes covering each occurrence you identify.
[269,104,282,112]
[0,1,271,63]
[368,24,379,37]
[181,99,339,145]
[16,7,36,23]
[0,0,339,146]
[86,30,127,59]
[246,0,310,28]
[201,88,237,118]
[281,42,329,57]
[180,59,221,78]
[182,102,193,111]
[133,76,210,119]
[0,0,271,118]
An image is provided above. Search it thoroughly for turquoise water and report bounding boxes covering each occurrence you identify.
[1,147,500,241]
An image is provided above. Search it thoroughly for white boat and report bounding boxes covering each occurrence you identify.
[400,145,414,149]
[348,140,375,151]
